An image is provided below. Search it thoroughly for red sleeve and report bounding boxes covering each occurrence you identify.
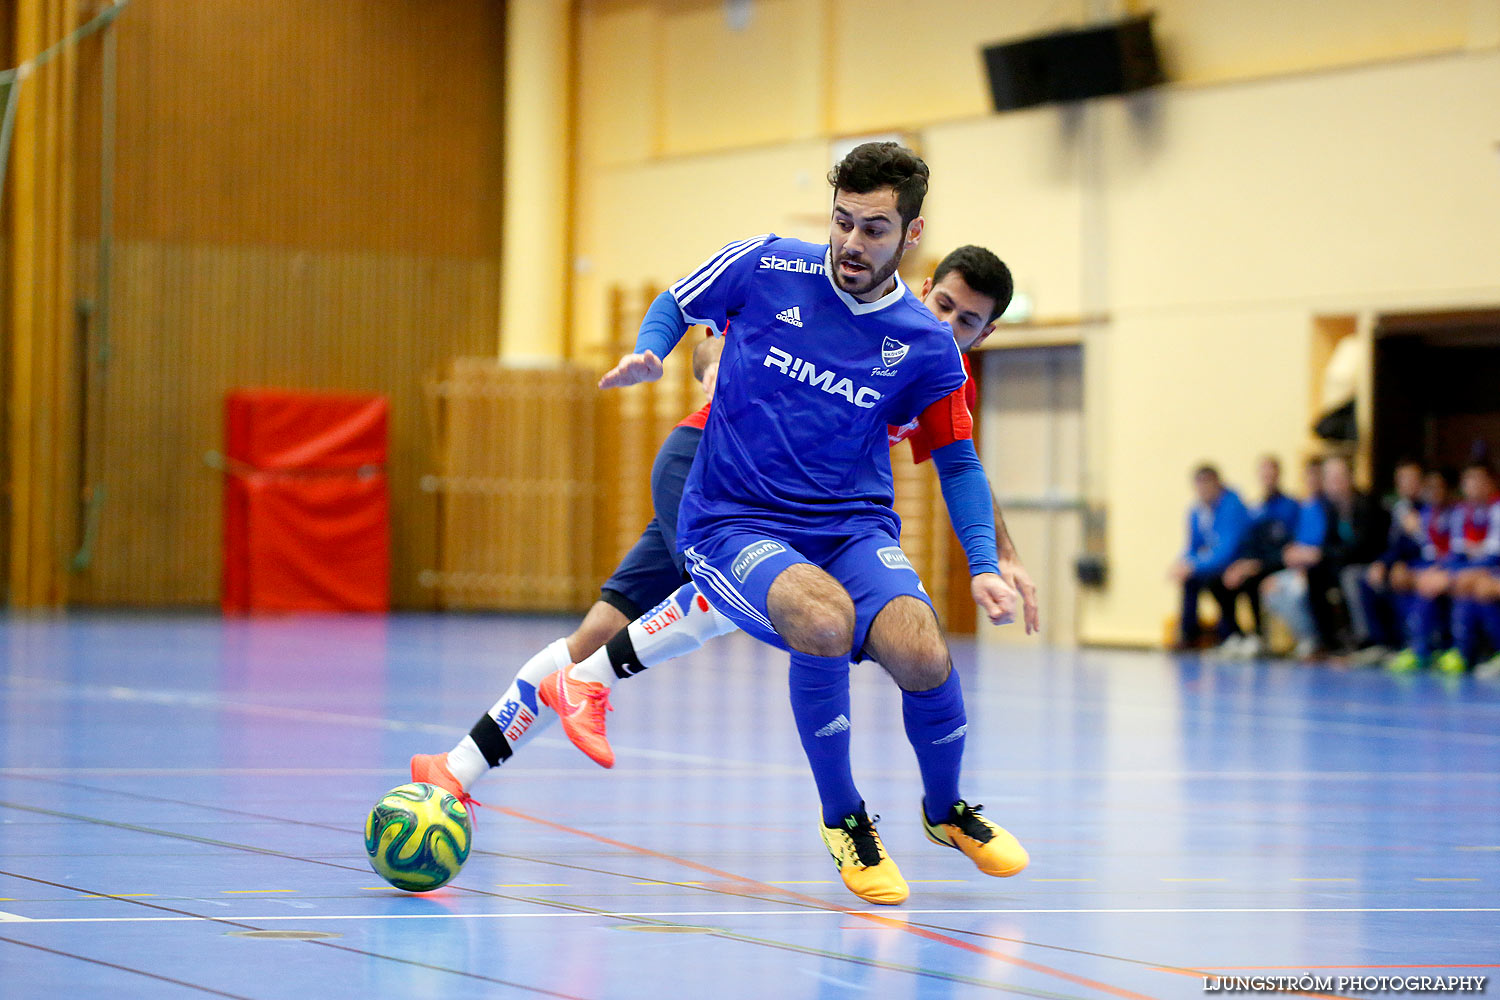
[676,402,712,430]
[908,359,975,464]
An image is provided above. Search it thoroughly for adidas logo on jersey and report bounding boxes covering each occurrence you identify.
[763,346,881,409]
[775,305,804,327]
[814,714,851,738]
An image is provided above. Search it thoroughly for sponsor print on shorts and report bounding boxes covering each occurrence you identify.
[731,539,787,582]
[876,546,914,571]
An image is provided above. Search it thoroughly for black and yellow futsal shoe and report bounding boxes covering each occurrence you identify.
[818,808,908,905]
[921,799,1029,877]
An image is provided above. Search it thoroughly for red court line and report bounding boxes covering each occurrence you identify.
[491,803,1158,1000]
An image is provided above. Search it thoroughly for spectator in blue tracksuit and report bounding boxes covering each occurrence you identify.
[1219,456,1302,655]
[1261,458,1326,657]
[1170,464,1251,649]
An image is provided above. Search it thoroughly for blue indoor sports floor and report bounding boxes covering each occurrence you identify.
[0,612,1496,999]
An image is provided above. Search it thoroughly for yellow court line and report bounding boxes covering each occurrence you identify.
[1415,877,1479,882]
[221,889,296,894]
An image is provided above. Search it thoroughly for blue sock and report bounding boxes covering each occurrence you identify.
[1411,595,1439,657]
[1481,601,1500,653]
[1453,598,1482,663]
[788,651,862,826]
[901,668,967,825]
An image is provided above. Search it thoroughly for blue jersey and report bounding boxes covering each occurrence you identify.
[671,235,967,544]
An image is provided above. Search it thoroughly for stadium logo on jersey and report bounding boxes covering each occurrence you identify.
[876,546,914,571]
[759,254,826,276]
[881,337,910,368]
[763,346,881,409]
[775,305,804,328]
[732,539,786,581]
[814,714,851,738]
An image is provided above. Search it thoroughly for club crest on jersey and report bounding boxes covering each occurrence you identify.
[763,346,881,409]
[881,337,910,368]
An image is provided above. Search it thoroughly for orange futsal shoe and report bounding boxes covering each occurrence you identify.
[409,753,478,816]
[921,799,1029,877]
[536,664,615,768]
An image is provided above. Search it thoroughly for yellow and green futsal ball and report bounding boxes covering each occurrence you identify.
[365,782,472,892]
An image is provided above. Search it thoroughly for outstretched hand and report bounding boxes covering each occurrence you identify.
[997,559,1040,635]
[599,351,665,390]
[971,572,1019,627]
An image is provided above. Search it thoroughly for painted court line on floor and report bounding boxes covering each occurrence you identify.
[6,905,1498,926]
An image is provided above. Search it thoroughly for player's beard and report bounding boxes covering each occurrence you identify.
[834,241,905,298]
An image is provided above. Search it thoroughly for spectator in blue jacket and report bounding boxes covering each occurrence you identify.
[1169,464,1251,650]
[1218,455,1302,658]
[1261,457,1326,658]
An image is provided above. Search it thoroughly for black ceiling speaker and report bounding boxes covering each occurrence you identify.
[982,14,1164,112]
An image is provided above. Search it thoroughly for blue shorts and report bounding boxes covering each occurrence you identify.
[681,517,932,662]
[600,426,702,619]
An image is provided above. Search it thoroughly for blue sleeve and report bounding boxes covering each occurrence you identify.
[633,290,692,359]
[930,439,1001,577]
[667,234,773,336]
[1295,501,1327,547]
[1190,494,1250,575]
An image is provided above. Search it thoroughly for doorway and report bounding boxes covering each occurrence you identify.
[978,344,1084,646]
[1372,309,1500,485]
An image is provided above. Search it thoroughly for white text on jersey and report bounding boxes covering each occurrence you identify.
[764,346,881,409]
[759,255,826,276]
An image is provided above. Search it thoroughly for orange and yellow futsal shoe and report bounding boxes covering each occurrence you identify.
[409,753,473,812]
[536,664,615,768]
[921,799,1029,877]
[818,809,908,905]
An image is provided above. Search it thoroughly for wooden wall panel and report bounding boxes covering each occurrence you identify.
[103,0,505,254]
[426,360,599,610]
[57,0,507,607]
[68,243,499,606]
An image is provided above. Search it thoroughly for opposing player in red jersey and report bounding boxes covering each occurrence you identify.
[414,246,1038,804]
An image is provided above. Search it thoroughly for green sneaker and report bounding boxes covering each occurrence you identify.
[1383,648,1424,673]
[1433,649,1469,675]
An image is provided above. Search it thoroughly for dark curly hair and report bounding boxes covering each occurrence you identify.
[932,245,1014,323]
[827,142,929,230]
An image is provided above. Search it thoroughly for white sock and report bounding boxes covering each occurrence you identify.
[445,637,571,788]
[570,583,738,688]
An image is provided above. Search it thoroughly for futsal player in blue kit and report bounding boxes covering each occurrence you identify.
[588,142,1027,905]
[411,246,1038,888]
